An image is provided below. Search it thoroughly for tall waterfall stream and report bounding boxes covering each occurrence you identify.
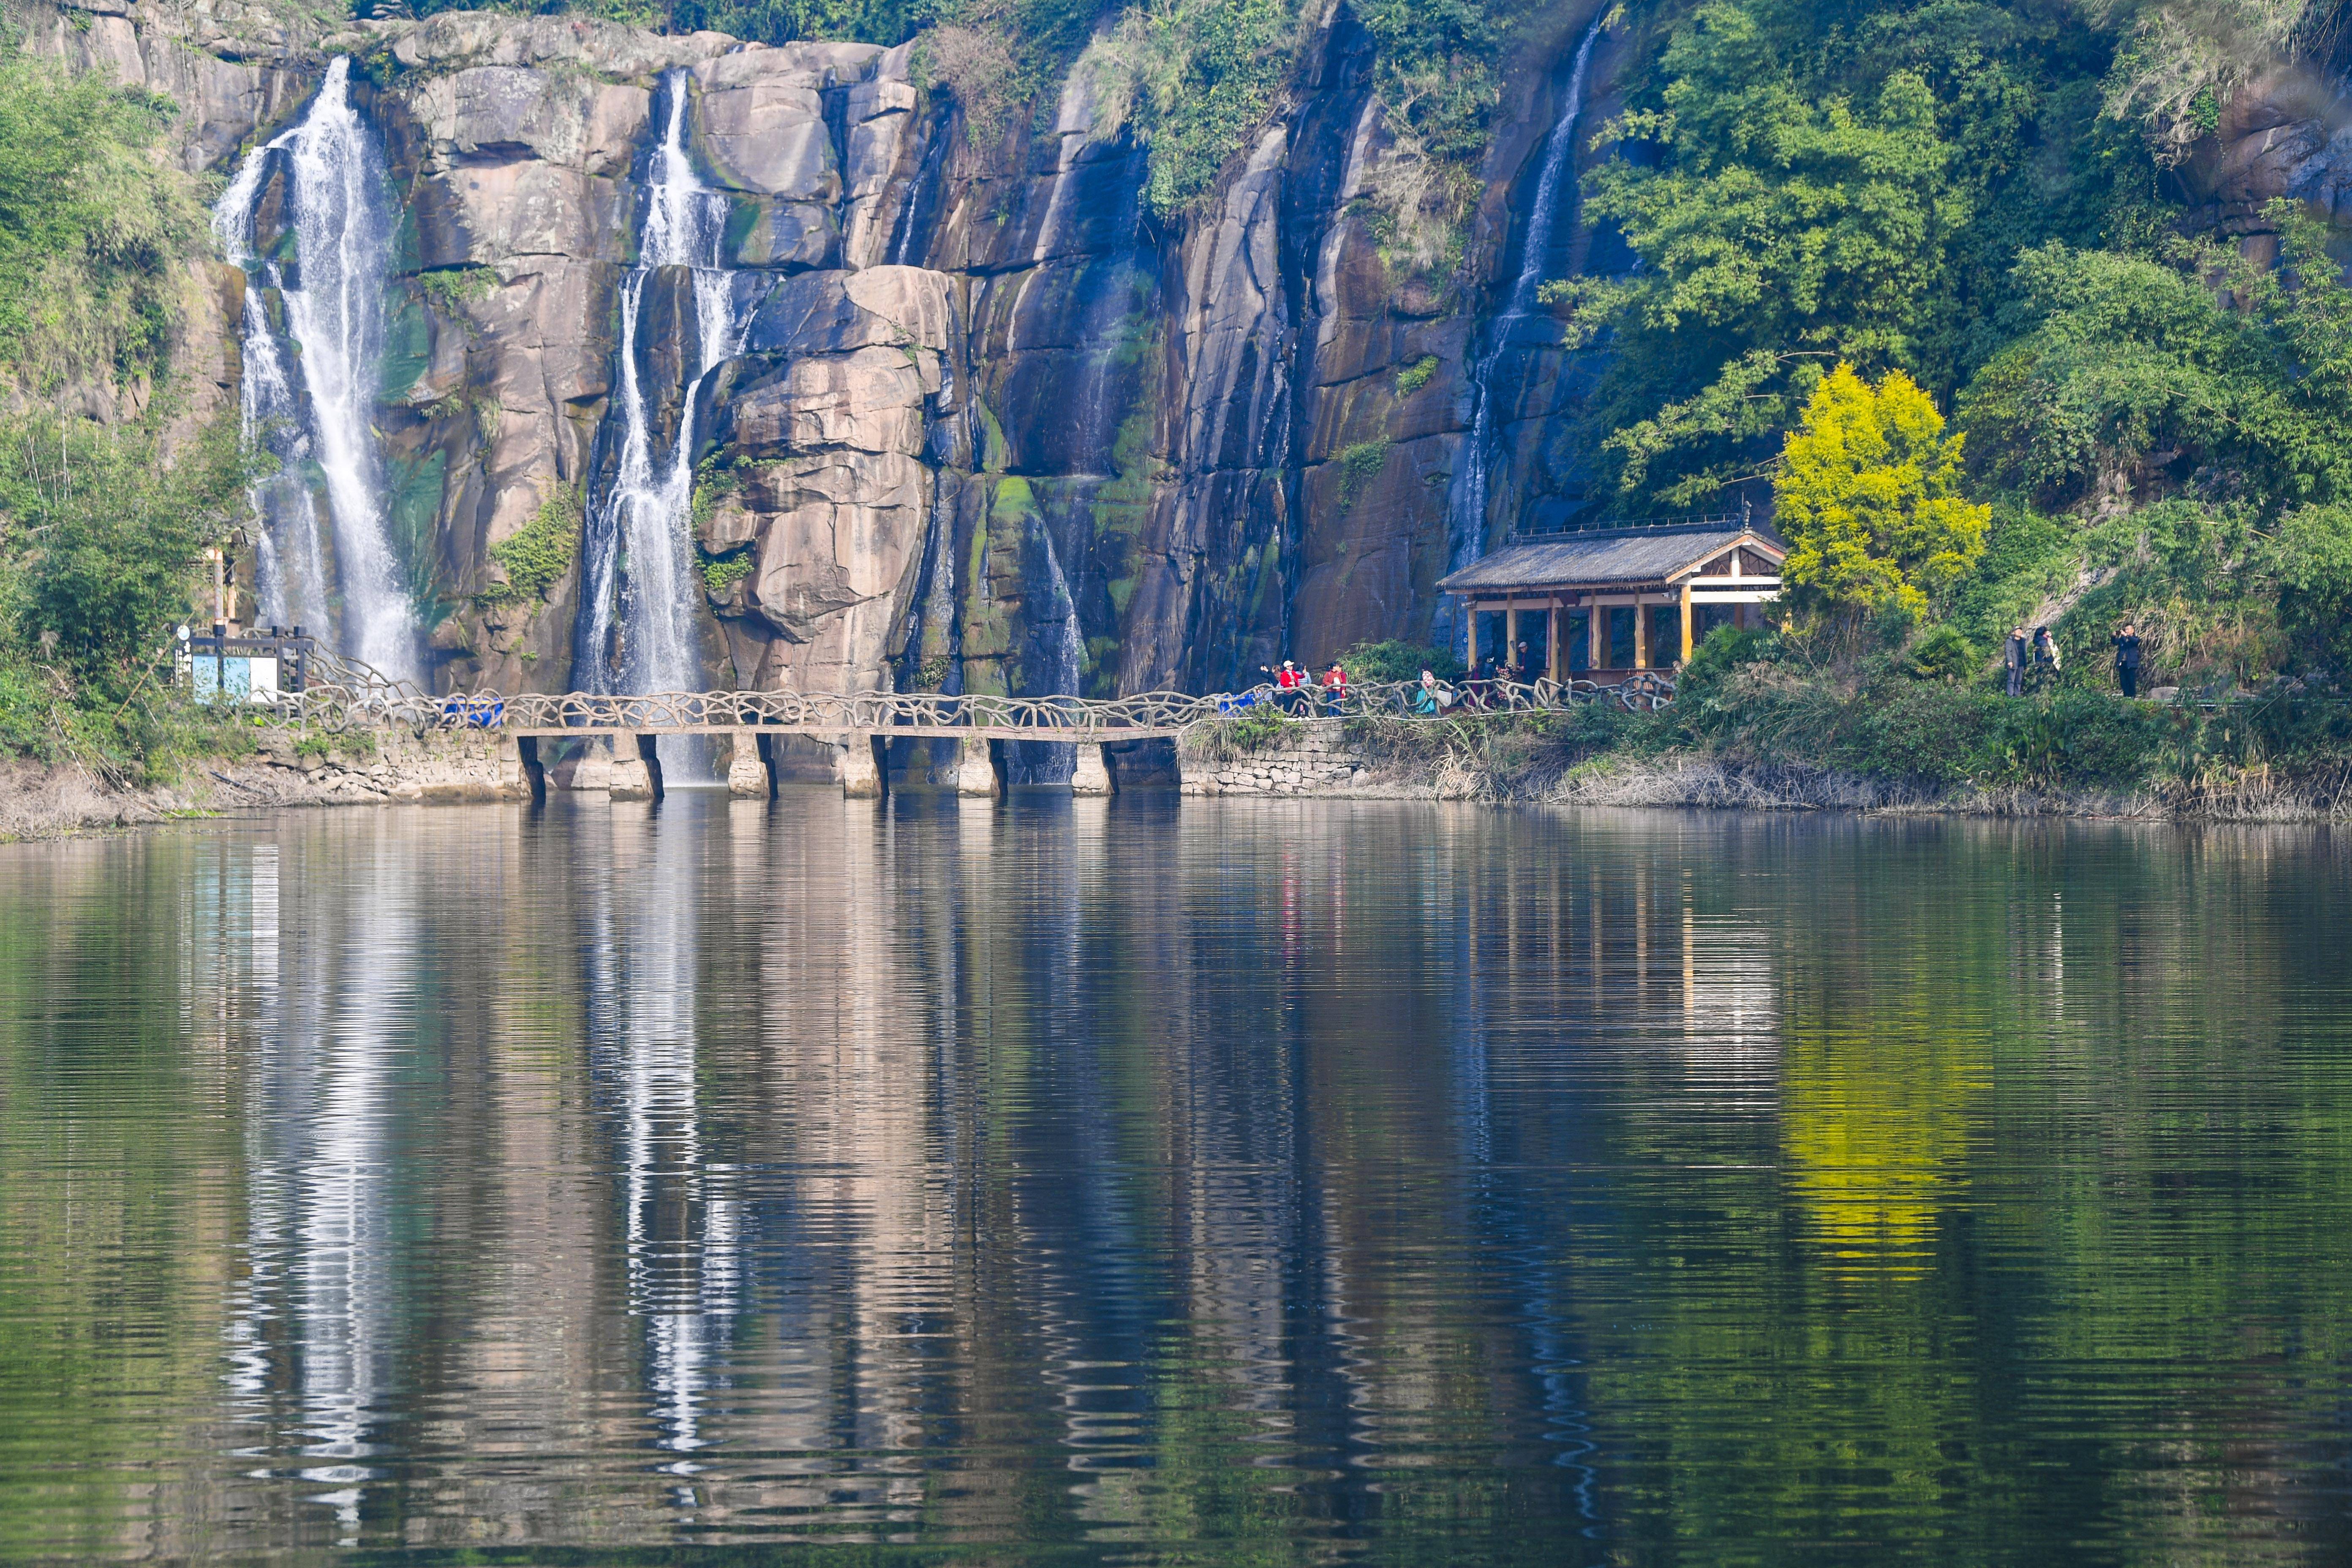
[1440,16,1607,648]
[576,71,758,778]
[212,57,419,681]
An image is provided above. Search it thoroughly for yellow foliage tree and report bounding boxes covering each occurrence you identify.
[1773,364,1989,627]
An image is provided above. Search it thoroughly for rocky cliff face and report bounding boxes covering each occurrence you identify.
[32,0,1630,700]
[28,0,2352,705]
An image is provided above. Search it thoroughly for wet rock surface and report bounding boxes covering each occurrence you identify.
[37,0,1641,702]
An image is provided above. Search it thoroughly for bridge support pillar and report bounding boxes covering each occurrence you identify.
[516,735,547,805]
[839,732,885,799]
[569,739,614,794]
[611,735,662,801]
[955,737,1002,799]
[1070,741,1114,796]
[727,731,769,798]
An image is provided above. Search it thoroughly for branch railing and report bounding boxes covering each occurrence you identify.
[264,663,1677,734]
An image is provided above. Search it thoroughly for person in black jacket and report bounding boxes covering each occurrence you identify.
[2032,626,2062,691]
[2006,626,2030,697]
[2112,622,2143,698]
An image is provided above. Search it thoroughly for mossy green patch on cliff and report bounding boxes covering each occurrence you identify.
[379,289,433,403]
[1335,438,1391,511]
[389,197,422,278]
[384,447,451,625]
[477,484,582,609]
[953,475,1053,694]
[975,400,1011,473]
[1246,535,1282,632]
[418,266,498,318]
[1089,410,1156,618]
[697,544,756,595]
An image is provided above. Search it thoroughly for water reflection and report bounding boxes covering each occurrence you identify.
[0,804,2347,1562]
[583,806,735,1469]
[221,829,419,1537]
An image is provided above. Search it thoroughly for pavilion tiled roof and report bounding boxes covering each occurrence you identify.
[1437,524,1784,593]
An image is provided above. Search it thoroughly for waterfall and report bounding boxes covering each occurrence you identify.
[1010,525,1087,784]
[211,152,332,636]
[577,71,750,722]
[213,58,418,677]
[1439,17,1606,648]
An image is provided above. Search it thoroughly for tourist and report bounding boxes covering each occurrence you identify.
[2034,626,2061,687]
[1321,662,1348,712]
[1275,659,1303,713]
[2112,622,2143,698]
[1414,669,1443,715]
[2006,625,2030,697]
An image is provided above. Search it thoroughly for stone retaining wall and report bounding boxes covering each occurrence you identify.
[1179,720,1382,797]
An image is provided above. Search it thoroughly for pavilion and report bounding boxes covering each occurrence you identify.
[1437,521,1788,681]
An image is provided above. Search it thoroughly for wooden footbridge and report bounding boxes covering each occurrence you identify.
[246,644,1675,800]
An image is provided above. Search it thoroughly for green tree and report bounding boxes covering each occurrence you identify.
[0,46,203,389]
[1774,363,1989,629]
[4,417,253,700]
[1568,0,2150,506]
[2262,502,2352,676]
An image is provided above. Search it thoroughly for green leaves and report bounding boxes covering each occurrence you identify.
[1775,363,1990,626]
[0,45,205,389]
[1086,0,1303,217]
[3,414,256,701]
[1573,0,2141,507]
[476,483,582,609]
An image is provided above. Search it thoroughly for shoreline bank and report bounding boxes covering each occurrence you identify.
[8,715,2345,841]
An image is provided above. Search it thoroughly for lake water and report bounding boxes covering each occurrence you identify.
[2,793,2348,1564]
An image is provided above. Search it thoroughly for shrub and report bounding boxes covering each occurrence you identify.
[6,415,253,700]
[0,44,206,388]
[1395,354,1439,396]
[417,266,498,316]
[699,546,756,595]
[1337,638,1463,682]
[1334,438,1391,510]
[1903,623,1977,683]
[477,485,581,608]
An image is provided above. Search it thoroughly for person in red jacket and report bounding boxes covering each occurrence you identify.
[1275,660,1303,713]
[1320,662,1348,712]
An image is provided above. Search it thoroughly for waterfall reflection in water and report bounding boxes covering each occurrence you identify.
[1,800,2350,1563]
